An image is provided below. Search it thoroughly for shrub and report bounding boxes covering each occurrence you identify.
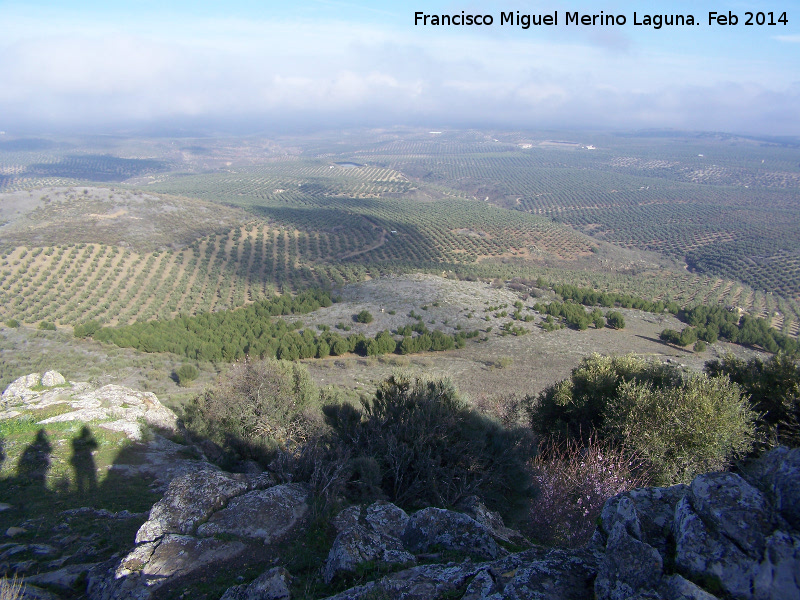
[38,321,56,331]
[705,353,800,447]
[527,354,757,485]
[497,356,513,369]
[604,374,756,485]
[527,354,680,442]
[182,358,321,464]
[323,374,534,514]
[528,435,649,547]
[175,364,199,386]
[73,320,102,338]
[4,319,20,328]
[354,310,374,324]
[605,311,625,329]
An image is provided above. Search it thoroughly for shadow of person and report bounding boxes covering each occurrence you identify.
[17,428,52,488]
[70,426,99,496]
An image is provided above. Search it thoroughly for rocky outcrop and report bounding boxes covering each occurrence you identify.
[1,372,178,440]
[321,546,598,600]
[2,372,214,492]
[87,473,310,600]
[321,448,800,600]
[220,567,292,600]
[401,507,503,560]
[196,483,310,543]
[322,499,515,584]
[592,447,800,600]
[9,363,794,600]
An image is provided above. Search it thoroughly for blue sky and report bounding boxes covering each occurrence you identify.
[1,0,798,134]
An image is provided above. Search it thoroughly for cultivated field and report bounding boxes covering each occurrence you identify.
[0,130,797,337]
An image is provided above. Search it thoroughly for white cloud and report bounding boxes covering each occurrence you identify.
[0,7,797,134]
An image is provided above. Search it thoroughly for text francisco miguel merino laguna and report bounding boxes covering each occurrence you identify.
[414,10,789,29]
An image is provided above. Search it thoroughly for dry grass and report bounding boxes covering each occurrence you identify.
[0,575,23,600]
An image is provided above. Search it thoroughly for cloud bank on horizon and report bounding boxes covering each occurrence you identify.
[1,0,798,135]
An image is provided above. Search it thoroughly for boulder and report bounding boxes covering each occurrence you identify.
[599,484,688,557]
[456,496,528,547]
[324,524,415,583]
[135,471,269,543]
[40,371,66,387]
[689,472,772,558]
[743,446,800,531]
[401,507,502,560]
[196,483,309,543]
[321,561,482,600]
[364,501,410,538]
[2,373,41,404]
[23,562,98,591]
[88,535,247,600]
[491,547,598,600]
[220,567,292,600]
[38,384,178,438]
[659,575,721,600]
[595,522,663,600]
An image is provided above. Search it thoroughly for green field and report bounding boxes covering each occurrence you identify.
[0,130,798,336]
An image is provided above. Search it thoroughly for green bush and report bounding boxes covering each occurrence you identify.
[73,320,102,338]
[183,358,321,464]
[323,374,533,514]
[354,310,374,324]
[527,354,680,441]
[526,354,756,484]
[38,321,56,331]
[605,311,625,329]
[175,364,199,386]
[4,319,20,328]
[604,374,756,484]
[705,353,800,447]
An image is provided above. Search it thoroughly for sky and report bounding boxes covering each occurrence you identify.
[1,0,799,135]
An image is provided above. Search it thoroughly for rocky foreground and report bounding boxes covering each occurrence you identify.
[2,373,800,600]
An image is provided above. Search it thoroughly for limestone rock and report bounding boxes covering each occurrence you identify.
[744,446,800,531]
[6,527,26,537]
[493,547,598,600]
[364,501,410,537]
[89,535,247,600]
[220,567,292,600]
[139,535,246,580]
[324,501,415,583]
[599,484,688,557]
[401,507,502,560]
[321,561,482,600]
[332,506,362,533]
[2,373,41,404]
[460,567,498,600]
[689,472,772,558]
[24,563,98,591]
[673,494,758,599]
[595,522,663,600]
[196,483,309,543]
[324,524,415,583]
[135,471,264,543]
[38,384,178,437]
[14,583,62,600]
[40,371,66,387]
[659,575,720,600]
[456,496,528,547]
